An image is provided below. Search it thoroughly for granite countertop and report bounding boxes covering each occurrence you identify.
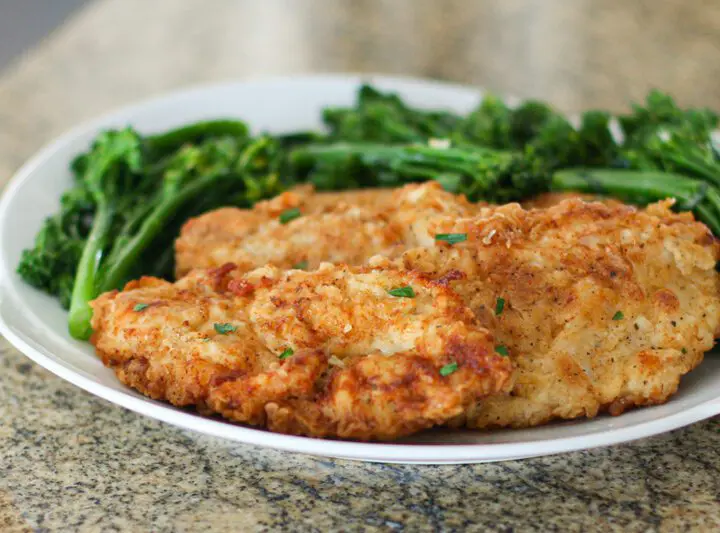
[1,0,719,530]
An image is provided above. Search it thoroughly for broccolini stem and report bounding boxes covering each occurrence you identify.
[146,120,249,158]
[551,168,720,235]
[663,152,720,187]
[98,172,234,293]
[67,200,113,340]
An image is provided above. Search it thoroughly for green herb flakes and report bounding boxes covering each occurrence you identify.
[495,345,509,356]
[293,260,309,270]
[439,362,458,377]
[435,233,467,245]
[133,303,149,312]
[388,286,415,298]
[214,323,237,334]
[279,207,302,224]
[612,311,624,321]
[279,348,294,360]
[495,297,505,316]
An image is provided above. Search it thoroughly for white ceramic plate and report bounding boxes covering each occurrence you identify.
[1,74,719,464]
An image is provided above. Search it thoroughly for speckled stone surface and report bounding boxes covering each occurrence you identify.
[1,1,719,531]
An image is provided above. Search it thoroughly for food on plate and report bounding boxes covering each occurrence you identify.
[19,84,719,340]
[90,263,513,440]
[181,179,720,429]
[176,182,477,276]
[383,197,720,427]
[15,82,720,442]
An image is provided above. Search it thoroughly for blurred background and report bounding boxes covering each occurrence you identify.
[2,0,719,108]
[0,0,719,177]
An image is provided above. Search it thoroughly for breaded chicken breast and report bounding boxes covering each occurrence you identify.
[90,263,512,440]
[175,182,477,277]
[373,198,720,428]
[174,182,720,430]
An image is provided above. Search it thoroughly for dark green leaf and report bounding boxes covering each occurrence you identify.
[214,323,237,334]
[279,207,302,224]
[388,286,415,298]
[495,345,509,356]
[439,362,458,377]
[435,233,467,245]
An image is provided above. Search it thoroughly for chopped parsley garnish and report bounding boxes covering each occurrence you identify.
[439,362,458,376]
[293,260,309,270]
[279,348,294,360]
[681,348,688,354]
[214,323,237,334]
[612,311,624,321]
[388,286,415,298]
[495,345,509,356]
[133,303,149,312]
[279,208,301,224]
[495,297,505,316]
[435,233,467,245]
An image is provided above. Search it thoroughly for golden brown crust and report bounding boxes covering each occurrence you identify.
[104,183,720,436]
[174,182,477,277]
[90,263,512,440]
[378,197,720,428]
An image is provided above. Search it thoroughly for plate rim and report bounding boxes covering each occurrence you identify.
[1,73,718,464]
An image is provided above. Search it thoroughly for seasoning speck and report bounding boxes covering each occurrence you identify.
[440,362,458,376]
[495,297,505,316]
[495,345,509,356]
[279,348,294,360]
[388,286,415,298]
[435,233,467,245]
[133,303,149,312]
[214,323,237,334]
[612,311,624,321]
[279,208,301,224]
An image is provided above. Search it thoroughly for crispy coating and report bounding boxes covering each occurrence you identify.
[175,182,477,277]
[372,198,720,428]
[522,191,622,208]
[90,263,512,440]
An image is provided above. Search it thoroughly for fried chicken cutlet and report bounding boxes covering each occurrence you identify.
[90,263,512,440]
[376,197,720,428]
[175,183,477,277]
[175,182,720,429]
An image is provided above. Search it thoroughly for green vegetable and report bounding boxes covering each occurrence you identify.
[612,311,624,321]
[387,286,415,298]
[551,168,720,235]
[67,128,144,340]
[18,119,290,340]
[214,323,237,334]
[495,345,509,356]
[290,142,550,203]
[618,90,719,183]
[279,348,294,360]
[435,233,467,245]
[18,84,720,343]
[495,297,505,316]
[439,362,458,376]
[279,207,302,224]
[323,84,461,144]
[133,303,149,312]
